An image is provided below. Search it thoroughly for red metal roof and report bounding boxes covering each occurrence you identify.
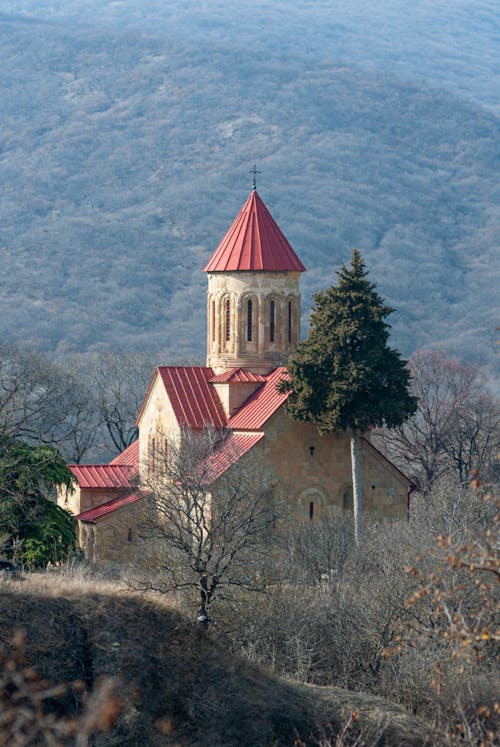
[75,492,142,522]
[158,367,227,429]
[209,367,266,384]
[203,190,306,273]
[135,367,227,429]
[109,439,140,468]
[201,432,265,484]
[68,464,135,489]
[227,367,290,430]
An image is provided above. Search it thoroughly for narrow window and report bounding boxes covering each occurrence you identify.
[343,488,353,512]
[151,436,156,472]
[269,300,275,343]
[164,438,168,468]
[309,501,314,520]
[127,528,133,542]
[225,299,231,342]
[247,299,253,342]
[211,301,216,342]
[288,301,292,344]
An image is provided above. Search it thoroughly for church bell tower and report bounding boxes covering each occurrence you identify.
[203,185,306,375]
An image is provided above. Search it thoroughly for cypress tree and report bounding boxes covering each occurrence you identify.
[278,249,417,544]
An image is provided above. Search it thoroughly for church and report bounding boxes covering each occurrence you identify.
[59,186,412,562]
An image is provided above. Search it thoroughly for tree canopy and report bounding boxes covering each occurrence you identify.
[0,436,76,568]
[279,249,417,544]
[279,249,417,433]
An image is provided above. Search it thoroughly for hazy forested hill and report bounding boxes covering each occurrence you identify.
[0,0,498,378]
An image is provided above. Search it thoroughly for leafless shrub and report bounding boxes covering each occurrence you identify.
[220,483,498,742]
[127,427,280,627]
[284,509,355,584]
[384,494,499,745]
[0,630,122,747]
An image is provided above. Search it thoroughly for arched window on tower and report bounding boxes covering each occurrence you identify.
[288,301,292,345]
[211,300,216,343]
[246,299,253,342]
[269,300,275,343]
[225,299,231,342]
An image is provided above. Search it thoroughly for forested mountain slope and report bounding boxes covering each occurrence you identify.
[0,1,498,377]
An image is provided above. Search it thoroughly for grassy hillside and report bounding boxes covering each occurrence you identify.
[0,1,498,377]
[0,574,432,746]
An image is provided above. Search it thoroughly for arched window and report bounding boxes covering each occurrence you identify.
[288,301,292,345]
[127,528,133,542]
[225,299,231,342]
[246,299,253,342]
[269,300,275,343]
[211,300,216,343]
[299,488,324,521]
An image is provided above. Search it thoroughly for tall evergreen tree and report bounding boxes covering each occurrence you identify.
[278,249,417,544]
[0,436,76,568]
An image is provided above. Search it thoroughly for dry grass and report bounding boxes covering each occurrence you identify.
[0,571,434,746]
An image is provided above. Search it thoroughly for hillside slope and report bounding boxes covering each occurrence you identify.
[0,1,498,376]
[0,577,432,746]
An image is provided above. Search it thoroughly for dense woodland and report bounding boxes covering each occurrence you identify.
[0,0,499,382]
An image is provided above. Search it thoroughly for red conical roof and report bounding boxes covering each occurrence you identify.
[203,190,306,273]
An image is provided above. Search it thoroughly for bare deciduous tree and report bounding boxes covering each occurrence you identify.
[373,350,500,494]
[133,428,279,628]
[81,350,153,455]
[0,341,99,463]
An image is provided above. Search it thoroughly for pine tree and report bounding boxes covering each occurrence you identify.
[278,249,417,544]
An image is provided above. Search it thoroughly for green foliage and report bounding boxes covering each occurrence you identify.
[0,436,76,569]
[280,250,417,433]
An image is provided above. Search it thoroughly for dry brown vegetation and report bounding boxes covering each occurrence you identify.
[0,570,432,747]
[1,483,497,746]
[213,486,499,747]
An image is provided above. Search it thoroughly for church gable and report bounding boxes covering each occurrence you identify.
[259,408,411,520]
[136,365,228,477]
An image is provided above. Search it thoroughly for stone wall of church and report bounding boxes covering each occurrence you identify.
[206,271,301,374]
[259,409,409,520]
[58,485,123,515]
[78,501,145,563]
[137,373,181,481]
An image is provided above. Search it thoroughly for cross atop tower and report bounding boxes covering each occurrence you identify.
[249,164,262,191]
